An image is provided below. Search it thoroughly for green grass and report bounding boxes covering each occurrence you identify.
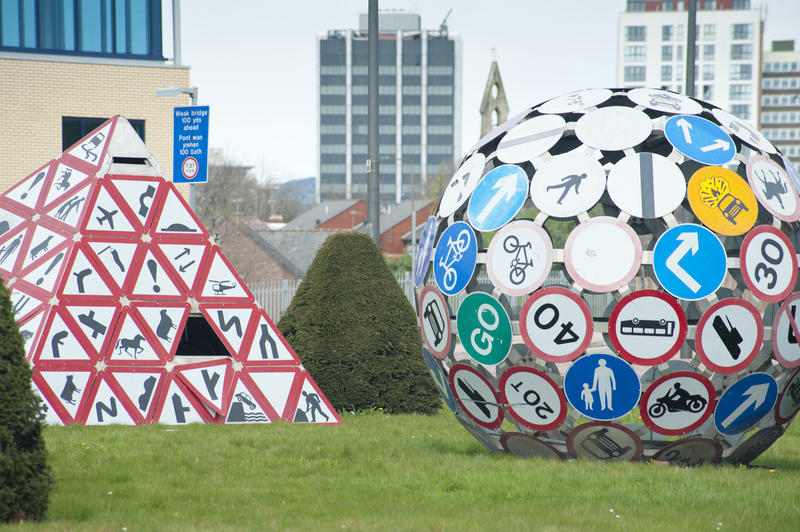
[9,410,800,531]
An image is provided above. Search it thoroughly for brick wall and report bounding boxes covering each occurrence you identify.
[318,200,368,229]
[380,202,434,255]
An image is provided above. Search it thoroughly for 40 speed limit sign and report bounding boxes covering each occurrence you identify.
[519,287,593,363]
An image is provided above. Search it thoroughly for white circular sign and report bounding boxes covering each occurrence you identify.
[519,287,593,363]
[772,293,800,369]
[640,371,716,435]
[608,289,687,365]
[537,88,613,114]
[438,152,486,218]
[740,225,798,302]
[530,152,606,218]
[468,108,531,154]
[607,152,686,218]
[486,220,553,296]
[746,155,800,222]
[695,298,763,374]
[653,438,722,466]
[574,106,653,151]
[712,108,776,154]
[782,154,800,195]
[181,157,199,180]
[627,88,703,115]
[448,363,503,429]
[564,216,642,292]
[418,285,452,359]
[775,366,800,424]
[496,114,566,163]
[499,366,566,431]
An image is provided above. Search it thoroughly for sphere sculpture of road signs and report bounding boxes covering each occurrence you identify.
[415,87,800,465]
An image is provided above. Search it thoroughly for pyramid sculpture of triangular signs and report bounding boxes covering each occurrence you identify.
[2,116,341,426]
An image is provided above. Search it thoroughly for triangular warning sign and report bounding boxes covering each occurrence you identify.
[6,116,338,426]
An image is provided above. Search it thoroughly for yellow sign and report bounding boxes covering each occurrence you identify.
[688,166,758,236]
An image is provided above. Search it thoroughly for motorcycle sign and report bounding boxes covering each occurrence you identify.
[640,371,716,435]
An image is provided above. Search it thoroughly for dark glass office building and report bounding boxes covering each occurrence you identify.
[317,12,461,205]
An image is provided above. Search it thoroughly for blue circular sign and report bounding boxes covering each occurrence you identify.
[433,221,477,295]
[653,224,727,301]
[664,115,735,166]
[414,216,437,287]
[714,373,778,435]
[467,164,529,232]
[564,353,641,421]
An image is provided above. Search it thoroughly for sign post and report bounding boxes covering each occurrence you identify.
[172,105,210,209]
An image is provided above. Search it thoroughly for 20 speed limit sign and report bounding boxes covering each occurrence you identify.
[499,366,566,431]
[740,225,798,302]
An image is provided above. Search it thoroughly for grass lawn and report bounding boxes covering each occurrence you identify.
[8,409,800,531]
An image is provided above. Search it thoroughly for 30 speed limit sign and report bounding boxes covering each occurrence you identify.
[740,225,797,302]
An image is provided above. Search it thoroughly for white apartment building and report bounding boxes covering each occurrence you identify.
[760,40,800,171]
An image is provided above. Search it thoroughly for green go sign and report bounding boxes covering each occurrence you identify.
[456,292,512,366]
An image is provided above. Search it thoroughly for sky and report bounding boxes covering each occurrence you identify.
[179,0,800,183]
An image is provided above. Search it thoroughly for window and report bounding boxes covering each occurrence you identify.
[402,66,421,75]
[625,26,646,42]
[427,86,453,95]
[427,105,453,115]
[624,66,646,82]
[730,44,752,60]
[730,64,752,80]
[703,24,716,41]
[63,116,143,151]
[730,104,750,120]
[321,105,345,114]
[703,64,714,80]
[427,125,453,135]
[662,1,673,11]
[732,0,750,8]
[661,45,673,62]
[661,65,673,82]
[703,0,716,9]
[321,86,346,95]
[321,66,346,75]
[732,23,753,40]
[703,85,714,100]
[729,84,752,101]
[625,45,647,62]
[402,86,421,95]
[627,0,646,11]
[703,44,715,61]
[427,66,453,75]
[662,25,673,41]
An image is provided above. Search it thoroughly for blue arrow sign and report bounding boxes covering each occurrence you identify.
[714,373,777,435]
[564,353,641,420]
[665,115,735,166]
[433,221,477,295]
[414,216,437,287]
[653,224,727,300]
[467,164,529,232]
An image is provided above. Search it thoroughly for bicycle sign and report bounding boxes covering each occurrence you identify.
[640,371,716,435]
[456,292,512,366]
[486,220,553,296]
[432,221,477,296]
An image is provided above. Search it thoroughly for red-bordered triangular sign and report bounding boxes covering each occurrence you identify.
[155,242,210,295]
[62,303,120,358]
[196,246,253,303]
[3,161,55,213]
[17,239,70,297]
[285,372,342,424]
[79,371,142,425]
[240,308,300,366]
[84,238,140,293]
[0,200,28,241]
[150,183,208,239]
[219,371,279,424]
[56,242,118,301]
[127,244,184,301]
[33,306,97,365]
[32,367,96,425]
[8,284,46,324]
[64,118,117,171]
[151,373,214,425]
[241,367,301,422]
[131,302,190,360]
[199,303,257,359]
[41,180,94,234]
[0,221,31,277]
[174,359,235,416]
[40,161,93,212]
[105,368,167,423]
[105,306,167,365]
[107,175,165,231]
[18,307,47,362]
[81,180,140,237]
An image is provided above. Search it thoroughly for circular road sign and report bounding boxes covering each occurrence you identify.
[640,371,716,435]
[486,220,553,296]
[726,425,784,465]
[687,166,758,236]
[664,115,735,165]
[467,164,529,232]
[564,353,641,421]
[448,363,503,429]
[181,157,199,180]
[496,114,566,163]
[775,366,800,424]
[746,155,800,222]
[500,432,562,460]
[422,349,457,413]
[418,285,452,359]
[627,88,703,115]
[432,221,477,296]
[537,88,613,114]
[607,152,686,218]
[740,225,798,302]
[782,154,800,195]
[714,372,778,435]
[530,152,606,219]
[499,366,567,431]
[566,421,643,462]
[456,292,512,366]
[695,298,763,374]
[771,293,800,368]
[652,223,727,300]
[438,152,486,218]
[519,286,593,363]
[608,289,687,366]
[652,438,722,466]
[413,216,437,287]
[564,216,642,293]
[574,106,653,151]
[712,108,776,154]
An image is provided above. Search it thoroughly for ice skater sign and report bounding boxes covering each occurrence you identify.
[664,115,735,165]
[172,106,209,184]
[466,164,528,232]
[714,373,778,435]
[456,292,512,366]
[564,353,641,421]
[653,224,727,300]
[432,221,477,295]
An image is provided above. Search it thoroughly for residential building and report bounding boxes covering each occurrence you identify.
[0,0,190,194]
[317,11,461,205]
[618,0,761,121]
[760,40,800,171]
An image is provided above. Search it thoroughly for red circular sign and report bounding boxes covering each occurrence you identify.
[771,293,800,369]
[694,298,763,374]
[448,363,503,429]
[182,156,199,180]
[608,289,687,365]
[418,285,452,360]
[498,366,567,431]
[775,366,800,424]
[500,432,562,459]
[739,225,798,303]
[652,438,722,466]
[519,286,593,363]
[640,371,716,436]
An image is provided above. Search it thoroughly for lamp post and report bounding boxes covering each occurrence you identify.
[156,86,199,210]
[382,155,417,261]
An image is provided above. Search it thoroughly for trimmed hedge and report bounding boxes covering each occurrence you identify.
[279,232,440,414]
[0,281,52,523]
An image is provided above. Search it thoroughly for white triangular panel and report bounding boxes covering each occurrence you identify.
[60,248,114,297]
[19,309,46,359]
[135,305,184,355]
[247,371,296,419]
[42,163,90,207]
[157,243,206,291]
[9,287,44,323]
[200,251,248,299]
[155,380,206,425]
[225,377,270,424]
[31,383,64,426]
[38,312,92,362]
[153,188,203,235]
[86,240,138,290]
[84,378,136,425]
[5,163,52,209]
[205,307,252,354]
[45,186,91,229]
[292,376,337,424]
[84,186,135,233]
[131,251,181,297]
[63,305,117,354]
[110,179,160,227]
[0,205,25,239]
[108,313,162,362]
[245,314,298,363]
[38,369,93,421]
[21,249,67,293]
[0,226,28,273]
[176,361,231,414]
[21,225,68,270]
[67,122,112,166]
[110,370,163,419]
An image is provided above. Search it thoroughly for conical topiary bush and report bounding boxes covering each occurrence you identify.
[278,232,440,414]
[0,280,52,523]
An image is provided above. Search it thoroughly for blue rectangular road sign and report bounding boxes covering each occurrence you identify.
[172,105,210,184]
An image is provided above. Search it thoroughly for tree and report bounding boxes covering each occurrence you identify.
[278,232,441,414]
[0,280,52,523]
